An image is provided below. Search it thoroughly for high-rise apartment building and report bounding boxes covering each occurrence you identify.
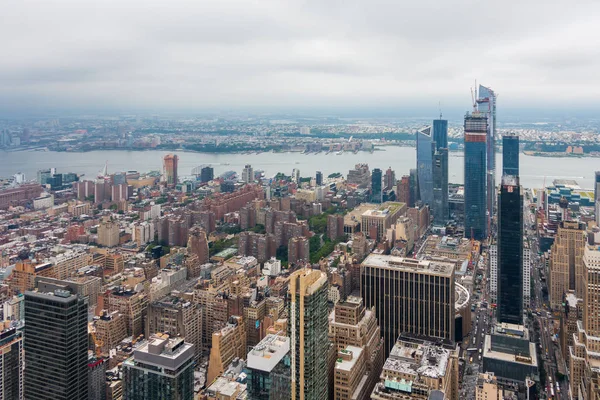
[549,220,586,309]
[98,216,120,247]
[502,133,519,176]
[409,168,419,207]
[328,296,384,400]
[0,326,23,400]
[123,334,195,400]
[396,175,411,207]
[187,226,209,265]
[464,112,488,240]
[371,168,383,204]
[24,290,88,400]
[497,176,523,325]
[163,154,179,186]
[432,118,448,226]
[489,244,498,303]
[361,254,455,355]
[416,127,433,206]
[523,239,531,309]
[475,373,503,400]
[246,334,292,400]
[147,297,202,361]
[288,268,329,400]
[384,167,395,191]
[242,164,254,184]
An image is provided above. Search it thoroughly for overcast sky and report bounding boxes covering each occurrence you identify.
[2,0,600,116]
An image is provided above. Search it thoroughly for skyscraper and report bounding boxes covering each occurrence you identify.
[497,176,523,325]
[371,168,383,203]
[384,167,395,191]
[502,133,520,176]
[288,268,329,400]
[478,85,497,222]
[0,326,23,400]
[315,171,323,186]
[409,169,419,207]
[123,335,195,400]
[432,118,449,225]
[549,220,586,309]
[416,127,433,206]
[24,289,89,400]
[242,164,254,184]
[464,112,488,240]
[200,166,214,183]
[163,154,179,186]
[246,335,291,400]
[595,171,600,203]
[361,254,455,355]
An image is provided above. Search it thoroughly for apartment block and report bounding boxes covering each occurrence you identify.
[207,316,247,384]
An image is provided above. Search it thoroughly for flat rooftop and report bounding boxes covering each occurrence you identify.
[384,339,451,379]
[362,254,453,277]
[335,346,363,372]
[247,335,289,373]
[483,334,538,367]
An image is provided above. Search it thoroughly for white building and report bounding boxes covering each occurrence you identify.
[489,244,497,303]
[242,164,254,183]
[33,194,54,210]
[523,239,531,309]
[262,257,281,277]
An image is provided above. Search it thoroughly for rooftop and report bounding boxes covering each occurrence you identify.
[247,335,289,372]
[129,334,194,371]
[335,346,363,372]
[384,339,451,379]
[362,254,453,277]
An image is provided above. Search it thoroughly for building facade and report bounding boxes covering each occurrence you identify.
[361,254,455,355]
[288,269,329,400]
[502,133,519,176]
[24,290,89,400]
[123,335,194,400]
[464,112,488,240]
[497,176,523,325]
[416,127,433,207]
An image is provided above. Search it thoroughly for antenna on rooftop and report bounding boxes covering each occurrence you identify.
[438,101,442,119]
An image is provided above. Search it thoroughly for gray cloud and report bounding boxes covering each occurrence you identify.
[1,0,600,114]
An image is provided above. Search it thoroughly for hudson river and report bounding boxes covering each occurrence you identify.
[0,148,595,189]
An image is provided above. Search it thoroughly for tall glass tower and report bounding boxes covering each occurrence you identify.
[478,85,497,230]
[502,133,519,176]
[416,127,434,206]
[432,119,449,225]
[464,112,488,240]
[371,168,383,204]
[497,176,523,324]
[24,290,89,400]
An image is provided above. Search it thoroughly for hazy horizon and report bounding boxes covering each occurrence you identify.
[3,0,600,117]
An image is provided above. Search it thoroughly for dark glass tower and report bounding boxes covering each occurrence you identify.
[502,133,520,176]
[416,127,434,206]
[478,85,497,222]
[432,119,449,225]
[200,166,214,183]
[315,171,323,186]
[371,168,382,204]
[24,290,88,400]
[464,113,488,240]
[409,169,419,207]
[497,176,523,325]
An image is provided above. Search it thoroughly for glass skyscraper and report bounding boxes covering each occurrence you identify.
[24,290,89,400]
[478,85,497,229]
[416,127,433,206]
[432,119,449,225]
[497,176,523,325]
[502,133,519,176]
[371,168,382,204]
[464,112,488,240]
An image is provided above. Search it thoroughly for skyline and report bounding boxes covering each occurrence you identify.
[2,1,600,117]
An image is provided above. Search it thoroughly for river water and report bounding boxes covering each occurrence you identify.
[0,148,596,189]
